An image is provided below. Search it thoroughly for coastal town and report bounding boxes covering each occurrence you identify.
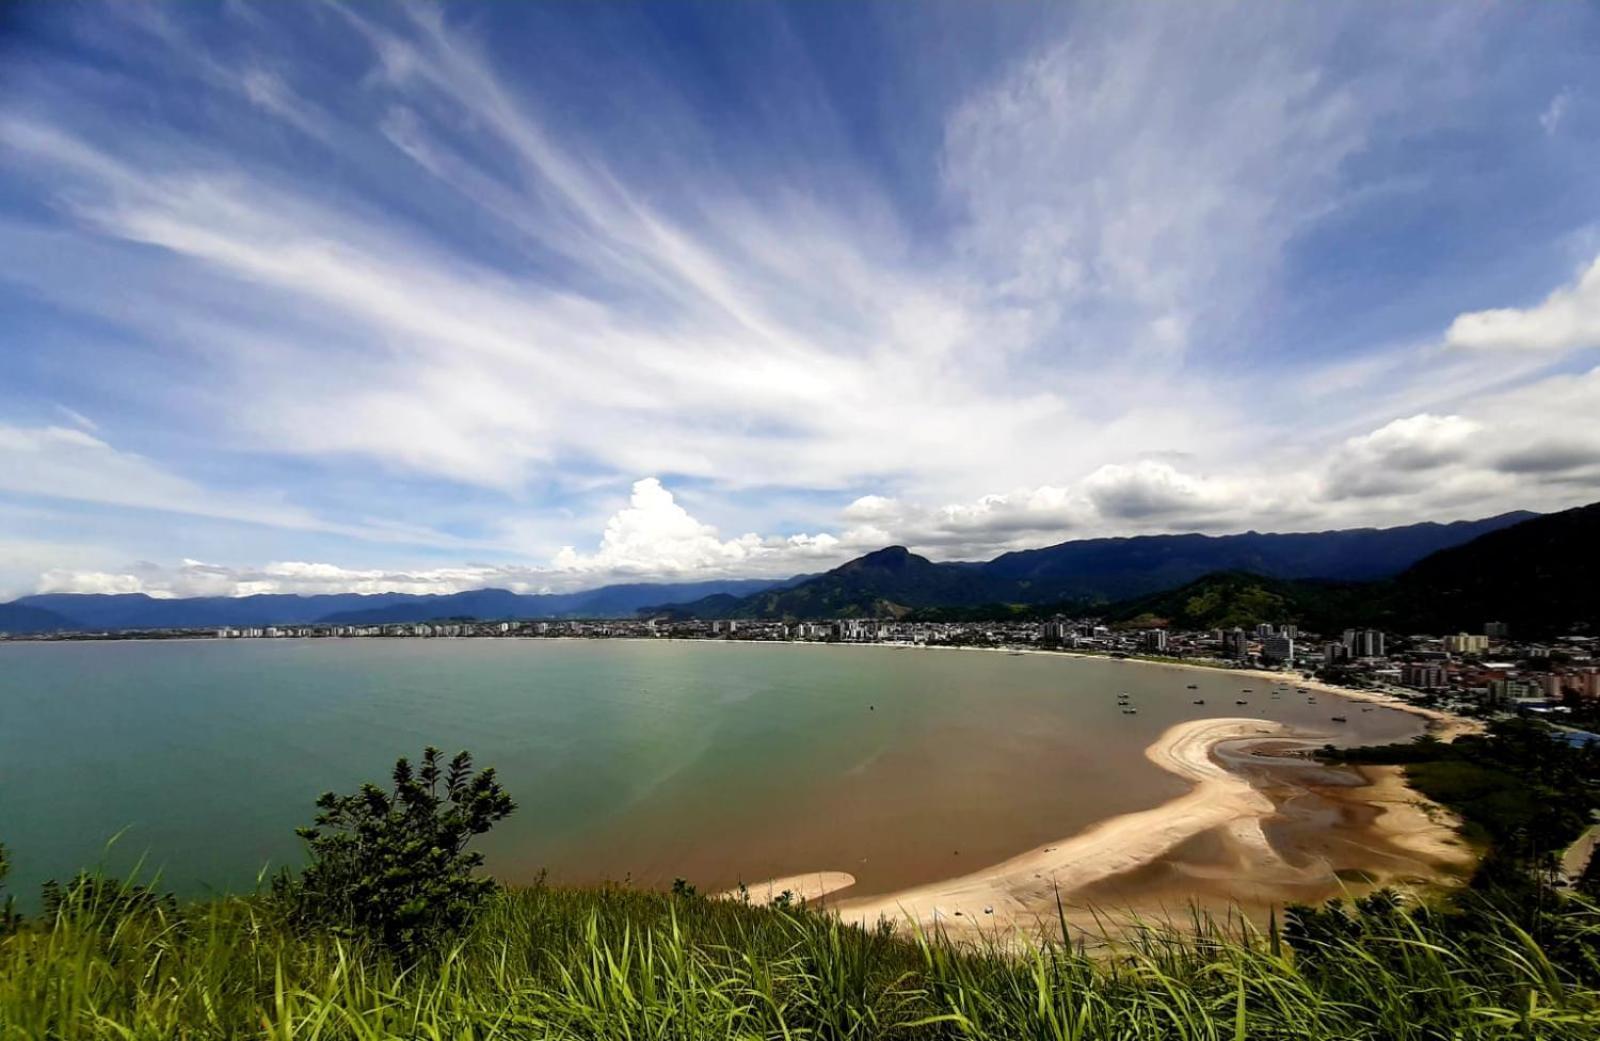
[13,612,1596,730]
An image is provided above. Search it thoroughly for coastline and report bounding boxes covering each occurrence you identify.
[24,634,1479,926]
[827,717,1287,932]
[728,713,1473,936]
[5,632,1493,744]
[630,636,1486,742]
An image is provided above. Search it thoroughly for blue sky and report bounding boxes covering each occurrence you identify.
[2,1,1599,599]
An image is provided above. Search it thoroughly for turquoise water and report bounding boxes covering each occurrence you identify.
[0,639,1425,902]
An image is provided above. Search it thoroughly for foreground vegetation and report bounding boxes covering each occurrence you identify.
[6,732,1600,1039]
[3,874,1600,1040]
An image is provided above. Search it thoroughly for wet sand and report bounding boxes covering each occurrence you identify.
[728,714,1475,937]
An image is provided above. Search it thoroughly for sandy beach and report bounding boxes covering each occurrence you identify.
[728,709,1473,936]
[830,717,1289,931]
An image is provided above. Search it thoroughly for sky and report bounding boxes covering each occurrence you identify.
[1,1,1598,600]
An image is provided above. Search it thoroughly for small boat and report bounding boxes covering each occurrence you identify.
[1122,708,1138,715]
[1186,684,1199,689]
[1235,699,1249,705]
[1192,699,1206,705]
[1241,688,1253,692]
[1330,715,1348,723]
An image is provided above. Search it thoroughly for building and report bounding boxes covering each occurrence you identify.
[1487,678,1544,705]
[1547,668,1600,700]
[1323,641,1348,664]
[1279,624,1298,639]
[1222,628,1250,660]
[1255,622,1276,638]
[1443,633,1490,656]
[833,619,871,642]
[1142,629,1169,652]
[1041,620,1071,642]
[1261,635,1295,663]
[1401,663,1447,690]
[1484,621,1510,639]
[1343,628,1386,658]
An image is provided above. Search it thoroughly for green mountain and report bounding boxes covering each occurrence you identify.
[1382,499,1600,637]
[664,546,996,620]
[1101,501,1600,637]
[650,509,1549,623]
[1103,572,1362,632]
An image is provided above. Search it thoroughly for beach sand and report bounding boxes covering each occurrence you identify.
[726,712,1474,937]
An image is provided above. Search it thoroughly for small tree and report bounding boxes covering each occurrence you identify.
[285,747,515,951]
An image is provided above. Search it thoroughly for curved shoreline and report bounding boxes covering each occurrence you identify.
[731,713,1472,934]
[733,718,1291,928]
[626,636,1485,742]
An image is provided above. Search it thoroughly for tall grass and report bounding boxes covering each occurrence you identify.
[3,874,1598,1039]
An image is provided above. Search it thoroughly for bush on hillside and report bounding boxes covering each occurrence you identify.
[277,746,515,952]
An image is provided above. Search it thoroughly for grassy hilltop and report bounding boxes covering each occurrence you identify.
[4,877,1600,1040]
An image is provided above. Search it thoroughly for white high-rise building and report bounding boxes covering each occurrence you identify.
[1261,635,1295,663]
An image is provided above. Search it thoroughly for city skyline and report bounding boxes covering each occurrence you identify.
[3,2,1600,599]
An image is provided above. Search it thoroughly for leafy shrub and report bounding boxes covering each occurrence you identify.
[278,746,514,951]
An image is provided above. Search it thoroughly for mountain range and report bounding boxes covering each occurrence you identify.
[2,506,1580,636]
[652,511,1536,621]
[1087,501,1600,638]
[0,578,791,634]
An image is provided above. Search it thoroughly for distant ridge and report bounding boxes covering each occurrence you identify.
[0,508,1555,633]
[5,578,795,632]
[0,601,77,635]
[654,510,1538,621]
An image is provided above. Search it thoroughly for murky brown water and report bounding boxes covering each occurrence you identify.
[0,639,1432,904]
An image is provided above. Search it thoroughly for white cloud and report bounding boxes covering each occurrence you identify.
[1323,414,1482,499]
[1446,255,1600,351]
[3,3,1598,602]
[0,3,1421,509]
[0,422,466,548]
[52,405,98,431]
[35,479,858,598]
[941,6,1374,362]
[551,478,845,578]
[1541,89,1572,135]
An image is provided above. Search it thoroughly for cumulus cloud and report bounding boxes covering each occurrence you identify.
[1446,255,1600,352]
[1323,414,1482,499]
[35,479,860,598]
[551,478,848,578]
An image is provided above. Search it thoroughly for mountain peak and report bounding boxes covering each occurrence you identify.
[840,545,924,572]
